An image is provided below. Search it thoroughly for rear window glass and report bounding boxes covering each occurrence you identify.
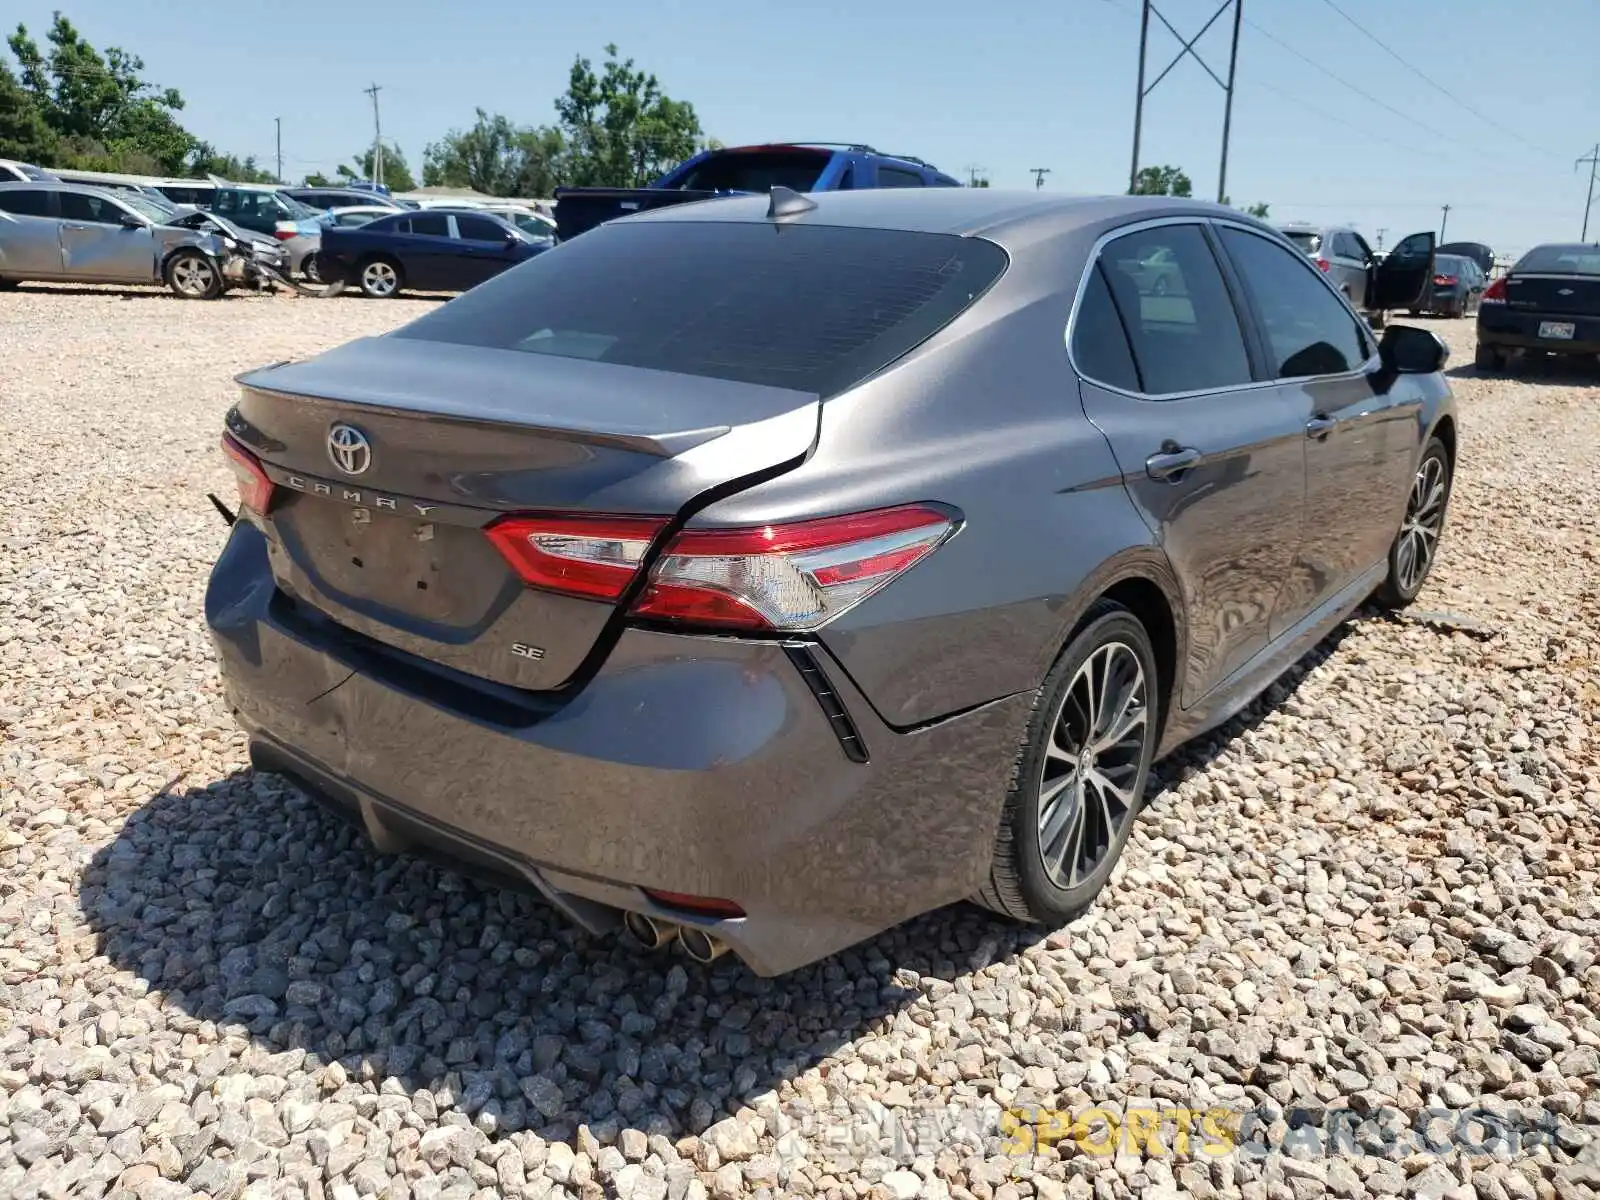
[1282,231,1321,255]
[1514,246,1600,276]
[393,221,1008,396]
[667,151,830,193]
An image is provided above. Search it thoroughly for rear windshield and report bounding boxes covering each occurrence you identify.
[1514,246,1600,276]
[666,150,830,194]
[1282,231,1322,254]
[392,221,1008,396]
[1433,255,1468,274]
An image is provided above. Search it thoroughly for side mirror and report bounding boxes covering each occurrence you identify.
[1378,324,1448,375]
[119,212,147,229]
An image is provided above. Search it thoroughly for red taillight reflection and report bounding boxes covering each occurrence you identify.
[642,889,746,919]
[1433,274,1458,286]
[273,228,298,241]
[221,433,275,514]
[1315,258,1331,272]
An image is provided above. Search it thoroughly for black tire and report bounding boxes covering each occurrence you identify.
[975,601,1160,926]
[302,252,323,284]
[1372,437,1451,610]
[1474,343,1507,372]
[357,256,403,299]
[164,250,223,300]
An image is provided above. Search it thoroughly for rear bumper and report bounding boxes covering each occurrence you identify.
[1478,307,1600,354]
[205,522,1030,975]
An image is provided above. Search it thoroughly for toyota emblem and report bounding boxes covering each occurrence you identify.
[327,423,373,476]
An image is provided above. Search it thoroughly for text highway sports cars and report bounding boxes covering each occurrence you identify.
[207,188,1451,975]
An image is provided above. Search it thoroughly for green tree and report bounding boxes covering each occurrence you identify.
[339,141,416,192]
[188,141,277,183]
[1130,164,1192,197]
[555,44,700,187]
[7,14,192,173]
[423,110,564,196]
[0,59,57,163]
[1221,195,1271,219]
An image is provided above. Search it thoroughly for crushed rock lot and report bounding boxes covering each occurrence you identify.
[1,284,1597,1200]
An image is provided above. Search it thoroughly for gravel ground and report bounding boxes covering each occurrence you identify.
[1,284,1597,1200]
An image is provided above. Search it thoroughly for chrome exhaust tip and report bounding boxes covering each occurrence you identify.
[623,910,678,951]
[679,926,730,964]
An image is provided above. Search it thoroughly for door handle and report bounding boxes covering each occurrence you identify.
[1306,414,1338,439]
[1145,445,1202,481]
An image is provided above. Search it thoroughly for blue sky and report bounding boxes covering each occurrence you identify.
[12,0,1597,253]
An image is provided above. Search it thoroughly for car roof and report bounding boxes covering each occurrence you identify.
[0,179,129,197]
[622,189,1261,247]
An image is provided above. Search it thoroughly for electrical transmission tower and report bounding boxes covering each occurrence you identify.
[1129,0,1244,202]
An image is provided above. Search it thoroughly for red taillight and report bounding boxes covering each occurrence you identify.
[273,228,298,241]
[1481,276,1508,304]
[221,433,274,514]
[1315,258,1331,272]
[485,505,957,632]
[642,890,745,919]
[1433,274,1458,286]
[633,505,956,631]
[484,514,667,601]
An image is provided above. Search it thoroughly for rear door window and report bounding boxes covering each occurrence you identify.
[669,150,831,193]
[393,222,1009,396]
[1098,224,1254,395]
[876,167,926,188]
[0,189,50,217]
[409,213,450,238]
[1071,265,1141,392]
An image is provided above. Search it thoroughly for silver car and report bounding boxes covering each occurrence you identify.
[1278,223,1384,318]
[0,181,242,298]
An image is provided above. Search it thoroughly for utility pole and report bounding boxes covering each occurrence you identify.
[1376,228,1388,252]
[1578,144,1599,241]
[1216,0,1244,206]
[274,117,282,183]
[364,83,384,187]
[1030,167,1052,190]
[964,163,988,188]
[1439,203,1450,243]
[1127,0,1243,199]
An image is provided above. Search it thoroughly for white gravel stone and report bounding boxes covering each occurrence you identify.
[1,293,1597,1200]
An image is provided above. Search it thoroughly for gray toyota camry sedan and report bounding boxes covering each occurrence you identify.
[206,189,1453,975]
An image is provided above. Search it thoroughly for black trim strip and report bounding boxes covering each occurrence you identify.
[785,645,869,763]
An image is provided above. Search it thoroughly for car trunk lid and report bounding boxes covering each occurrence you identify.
[231,335,819,691]
[1503,273,1600,317]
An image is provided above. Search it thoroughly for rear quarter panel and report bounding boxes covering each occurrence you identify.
[688,227,1175,729]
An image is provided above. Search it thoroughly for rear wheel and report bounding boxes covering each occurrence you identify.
[1474,343,1507,372]
[975,603,1160,927]
[302,253,323,284]
[1373,437,1451,610]
[165,250,222,300]
[358,256,402,299]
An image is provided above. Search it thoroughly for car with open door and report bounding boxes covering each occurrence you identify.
[206,191,1455,975]
[1277,223,1435,325]
[1475,243,1600,371]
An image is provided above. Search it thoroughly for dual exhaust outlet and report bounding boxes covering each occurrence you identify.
[622,910,729,964]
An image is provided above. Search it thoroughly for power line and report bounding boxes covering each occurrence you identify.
[1315,0,1561,159]
[1579,145,1599,242]
[1239,16,1465,149]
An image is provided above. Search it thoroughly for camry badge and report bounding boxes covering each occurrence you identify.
[327,423,372,476]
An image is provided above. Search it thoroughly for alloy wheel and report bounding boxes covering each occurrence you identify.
[1396,455,1447,593]
[1037,640,1148,889]
[362,261,398,296]
[171,256,215,296]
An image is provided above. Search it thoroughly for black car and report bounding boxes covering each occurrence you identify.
[1476,242,1600,371]
[316,209,547,298]
[1413,253,1486,318]
[284,186,404,214]
[1438,240,1494,278]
